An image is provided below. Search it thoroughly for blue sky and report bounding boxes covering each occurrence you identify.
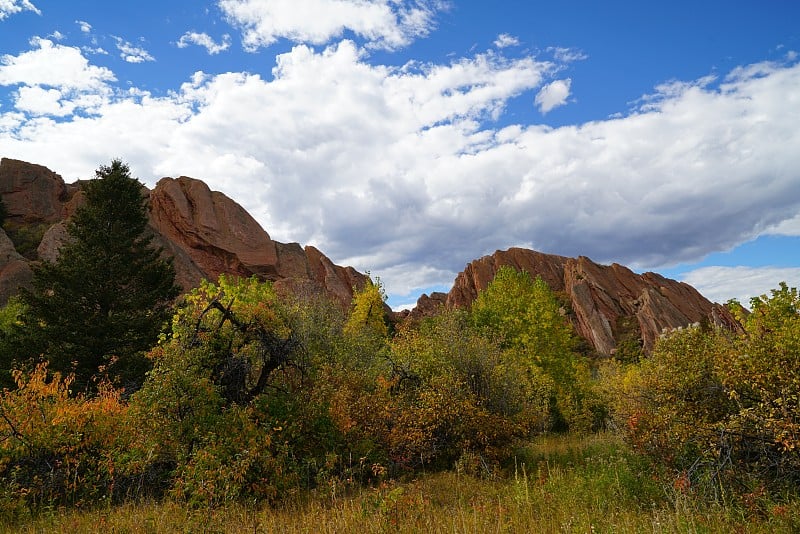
[1,0,799,310]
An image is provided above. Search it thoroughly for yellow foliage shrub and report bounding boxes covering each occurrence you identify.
[0,363,129,517]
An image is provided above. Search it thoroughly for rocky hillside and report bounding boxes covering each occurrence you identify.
[0,158,367,306]
[0,158,739,357]
[407,247,741,356]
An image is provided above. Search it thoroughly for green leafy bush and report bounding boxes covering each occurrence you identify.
[128,275,355,506]
[722,283,800,487]
[613,283,800,498]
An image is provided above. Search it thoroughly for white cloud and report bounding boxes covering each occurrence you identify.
[218,0,446,51]
[494,33,519,48]
[14,86,73,116]
[1,38,799,300]
[177,32,232,55]
[0,0,39,20]
[0,39,116,119]
[82,46,109,56]
[548,46,587,63]
[681,266,800,306]
[637,74,717,111]
[0,111,25,133]
[113,37,155,63]
[0,37,115,90]
[767,214,800,236]
[534,78,571,113]
[75,19,92,33]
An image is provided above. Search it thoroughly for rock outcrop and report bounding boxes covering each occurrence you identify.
[415,247,739,356]
[0,158,75,224]
[0,158,367,306]
[147,176,368,305]
[148,176,281,288]
[0,228,33,301]
[404,291,447,321]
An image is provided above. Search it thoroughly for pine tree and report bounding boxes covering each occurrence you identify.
[4,160,179,392]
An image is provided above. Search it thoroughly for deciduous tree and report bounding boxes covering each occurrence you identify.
[470,266,601,431]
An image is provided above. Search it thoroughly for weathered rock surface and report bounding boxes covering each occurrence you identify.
[0,159,367,306]
[147,177,368,305]
[416,247,739,355]
[304,245,366,305]
[0,228,32,303]
[0,158,76,224]
[36,221,69,263]
[404,292,447,320]
[148,176,281,287]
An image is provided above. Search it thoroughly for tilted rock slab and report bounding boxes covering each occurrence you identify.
[0,158,366,306]
[419,247,740,355]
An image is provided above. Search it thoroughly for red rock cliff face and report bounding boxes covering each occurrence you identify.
[0,158,75,224]
[0,158,366,306]
[424,247,739,355]
[149,176,281,288]
[147,176,368,304]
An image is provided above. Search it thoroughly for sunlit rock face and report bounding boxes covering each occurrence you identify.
[0,158,74,225]
[416,247,740,356]
[149,175,281,288]
[0,158,367,306]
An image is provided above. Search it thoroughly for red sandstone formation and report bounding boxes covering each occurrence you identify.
[0,158,366,306]
[415,247,740,355]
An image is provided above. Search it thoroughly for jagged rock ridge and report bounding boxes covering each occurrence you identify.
[0,158,367,306]
[411,247,740,355]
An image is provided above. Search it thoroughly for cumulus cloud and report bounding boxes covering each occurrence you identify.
[218,0,446,50]
[177,31,232,55]
[0,37,115,90]
[494,33,519,48]
[0,38,117,120]
[14,86,73,116]
[681,266,800,306]
[534,78,571,113]
[0,36,799,301]
[113,37,155,63]
[75,19,92,33]
[0,0,39,20]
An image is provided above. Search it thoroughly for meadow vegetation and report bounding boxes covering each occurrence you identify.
[7,434,799,533]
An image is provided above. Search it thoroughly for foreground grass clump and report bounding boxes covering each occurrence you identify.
[10,433,799,533]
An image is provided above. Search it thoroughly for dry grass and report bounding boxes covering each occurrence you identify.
[8,433,799,533]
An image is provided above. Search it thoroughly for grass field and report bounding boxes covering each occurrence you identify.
[7,433,799,533]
